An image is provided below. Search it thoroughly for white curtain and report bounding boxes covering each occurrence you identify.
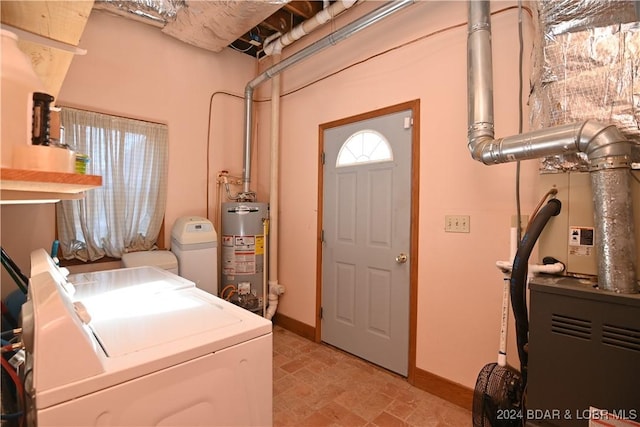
[57,107,169,261]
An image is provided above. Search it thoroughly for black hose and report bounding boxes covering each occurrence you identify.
[510,198,561,387]
[0,247,28,294]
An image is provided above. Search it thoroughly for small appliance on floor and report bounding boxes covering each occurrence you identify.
[171,216,218,295]
[21,248,272,426]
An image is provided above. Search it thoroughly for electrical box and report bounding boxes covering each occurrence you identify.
[538,171,640,278]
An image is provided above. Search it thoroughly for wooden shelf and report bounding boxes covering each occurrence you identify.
[1,168,101,203]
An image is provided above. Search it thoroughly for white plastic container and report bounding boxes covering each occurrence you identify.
[1,29,46,168]
[171,216,218,295]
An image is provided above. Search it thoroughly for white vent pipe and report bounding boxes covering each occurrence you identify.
[467,1,638,293]
[266,51,284,320]
[263,0,358,56]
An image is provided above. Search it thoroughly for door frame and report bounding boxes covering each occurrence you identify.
[315,99,420,383]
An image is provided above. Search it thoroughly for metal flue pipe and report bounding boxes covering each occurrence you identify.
[240,0,415,197]
[467,1,638,293]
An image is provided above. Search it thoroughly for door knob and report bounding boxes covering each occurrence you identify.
[395,253,408,264]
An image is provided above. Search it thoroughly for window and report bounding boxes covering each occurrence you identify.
[56,107,169,262]
[336,130,393,167]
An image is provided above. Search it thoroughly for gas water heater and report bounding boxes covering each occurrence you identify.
[221,202,268,314]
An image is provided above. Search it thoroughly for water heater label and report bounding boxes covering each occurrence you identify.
[569,226,594,256]
[222,235,258,275]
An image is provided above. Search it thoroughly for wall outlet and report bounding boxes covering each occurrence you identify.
[445,215,470,233]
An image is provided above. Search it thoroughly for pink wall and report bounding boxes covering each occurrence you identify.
[57,10,258,236]
[1,1,541,390]
[1,204,55,299]
[253,1,539,388]
[1,9,256,299]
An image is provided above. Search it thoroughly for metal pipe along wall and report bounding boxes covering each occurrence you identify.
[466,1,638,293]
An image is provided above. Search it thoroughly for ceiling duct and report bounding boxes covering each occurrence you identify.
[467,0,639,294]
[529,0,640,172]
[93,0,184,26]
[94,0,289,52]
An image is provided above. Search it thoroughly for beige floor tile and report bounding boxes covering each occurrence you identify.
[272,326,472,427]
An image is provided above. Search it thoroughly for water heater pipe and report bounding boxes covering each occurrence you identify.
[263,0,358,56]
[467,1,638,293]
[267,51,283,320]
[240,0,415,319]
[242,0,415,196]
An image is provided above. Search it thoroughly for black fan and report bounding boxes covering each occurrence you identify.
[473,362,522,427]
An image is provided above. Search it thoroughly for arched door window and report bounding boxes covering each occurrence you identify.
[336,130,393,167]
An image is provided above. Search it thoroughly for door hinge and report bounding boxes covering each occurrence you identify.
[320,307,323,319]
[321,229,325,243]
[321,152,326,165]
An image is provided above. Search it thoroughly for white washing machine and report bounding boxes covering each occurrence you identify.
[21,248,272,426]
[171,216,218,295]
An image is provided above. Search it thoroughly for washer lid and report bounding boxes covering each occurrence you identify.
[84,288,242,357]
[68,266,192,300]
[67,267,257,357]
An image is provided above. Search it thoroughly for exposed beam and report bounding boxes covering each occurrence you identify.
[283,1,325,20]
[259,9,293,33]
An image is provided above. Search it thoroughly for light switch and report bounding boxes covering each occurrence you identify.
[445,215,470,233]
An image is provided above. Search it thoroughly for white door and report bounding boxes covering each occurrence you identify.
[321,108,413,376]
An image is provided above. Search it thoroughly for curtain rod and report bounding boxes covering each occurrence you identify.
[58,104,166,126]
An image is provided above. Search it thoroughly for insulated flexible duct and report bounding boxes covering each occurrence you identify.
[467,1,638,293]
[510,198,562,386]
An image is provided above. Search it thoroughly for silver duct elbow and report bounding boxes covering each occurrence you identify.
[467,0,494,164]
[576,120,632,165]
[466,1,637,293]
[469,120,633,167]
[468,122,584,165]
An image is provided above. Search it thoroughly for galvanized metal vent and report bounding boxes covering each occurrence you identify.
[550,313,592,340]
[602,323,640,352]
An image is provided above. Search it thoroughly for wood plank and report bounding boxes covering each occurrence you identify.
[17,42,74,101]
[1,1,94,100]
[273,312,316,341]
[284,1,324,20]
[260,9,292,34]
[413,367,474,411]
[1,190,84,204]
[1,1,94,45]
[1,168,101,194]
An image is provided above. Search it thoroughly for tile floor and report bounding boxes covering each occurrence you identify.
[272,326,472,426]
